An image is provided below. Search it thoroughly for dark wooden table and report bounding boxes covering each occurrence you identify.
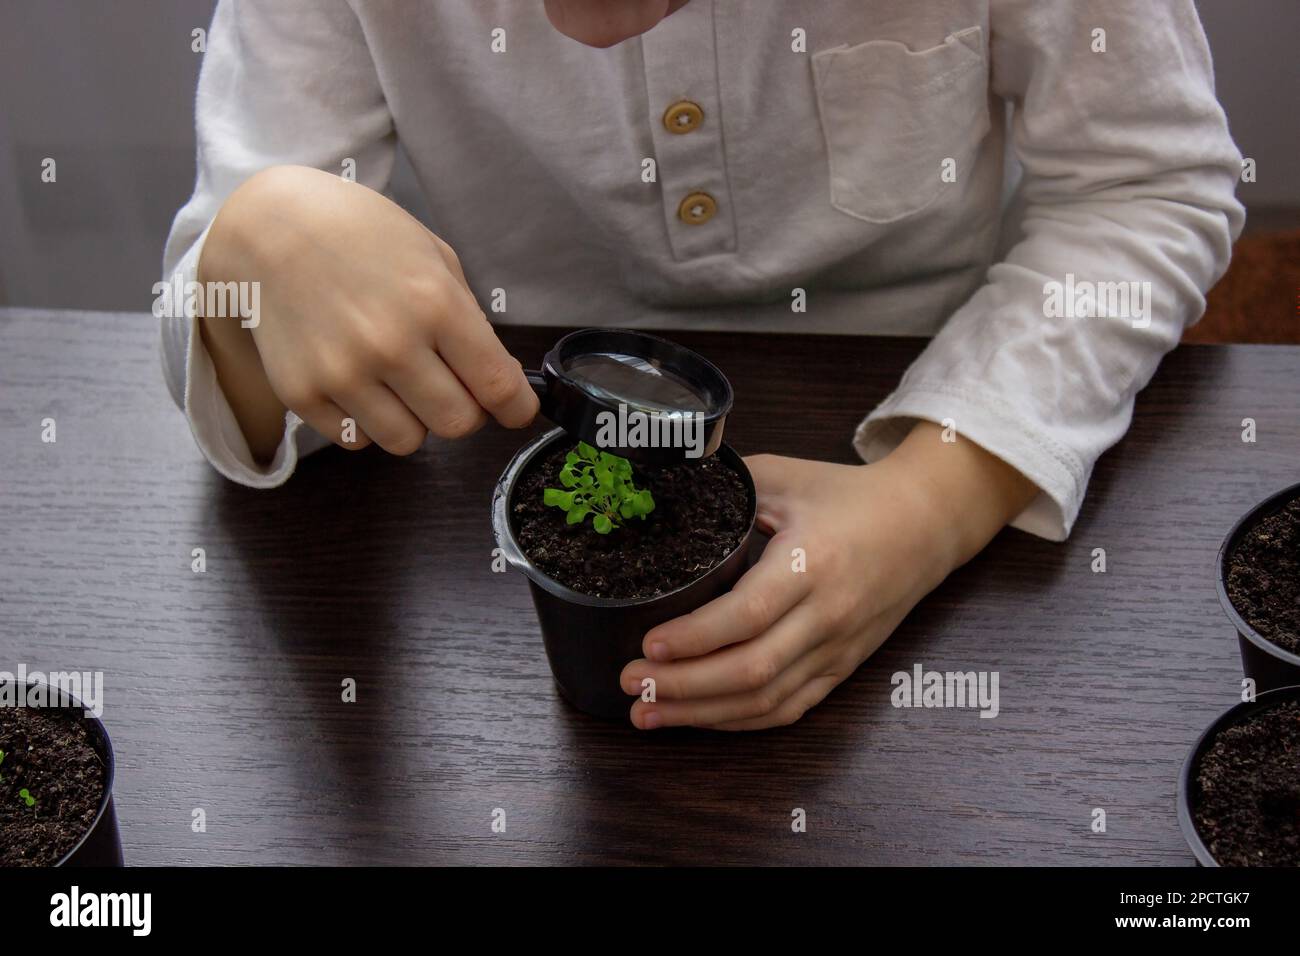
[2,307,1297,865]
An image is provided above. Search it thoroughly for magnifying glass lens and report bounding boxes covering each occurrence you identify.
[561,352,709,416]
[528,329,733,464]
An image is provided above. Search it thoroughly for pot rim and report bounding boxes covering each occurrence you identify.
[1175,682,1300,867]
[491,427,757,608]
[0,677,116,867]
[1215,480,1300,669]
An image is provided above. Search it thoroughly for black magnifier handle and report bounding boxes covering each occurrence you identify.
[525,369,555,421]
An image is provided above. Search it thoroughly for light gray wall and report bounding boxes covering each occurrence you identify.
[0,0,429,311]
[0,1,215,311]
[1197,0,1300,206]
[0,0,1295,311]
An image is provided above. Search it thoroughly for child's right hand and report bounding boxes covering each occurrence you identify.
[197,165,538,463]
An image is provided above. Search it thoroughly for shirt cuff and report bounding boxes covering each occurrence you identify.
[852,380,1088,542]
[185,323,331,488]
[160,225,330,488]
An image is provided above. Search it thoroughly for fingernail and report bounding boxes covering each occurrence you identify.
[648,641,669,661]
[642,711,662,730]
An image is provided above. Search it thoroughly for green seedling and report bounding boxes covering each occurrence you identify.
[0,749,5,781]
[18,788,35,808]
[544,442,655,534]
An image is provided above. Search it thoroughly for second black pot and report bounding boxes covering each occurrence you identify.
[1176,683,1300,867]
[492,428,757,719]
[1216,481,1300,693]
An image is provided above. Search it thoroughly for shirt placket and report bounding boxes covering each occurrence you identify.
[640,0,736,261]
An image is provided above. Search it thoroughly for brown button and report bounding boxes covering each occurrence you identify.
[677,191,717,225]
[663,100,704,134]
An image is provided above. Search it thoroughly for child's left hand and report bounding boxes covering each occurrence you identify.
[620,421,1038,730]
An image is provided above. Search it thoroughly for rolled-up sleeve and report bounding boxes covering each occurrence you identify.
[160,0,396,486]
[854,0,1244,540]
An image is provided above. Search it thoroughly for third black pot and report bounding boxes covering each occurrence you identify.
[1,679,122,867]
[491,427,757,719]
[1216,481,1300,693]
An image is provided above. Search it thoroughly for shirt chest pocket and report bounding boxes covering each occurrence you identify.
[811,25,991,224]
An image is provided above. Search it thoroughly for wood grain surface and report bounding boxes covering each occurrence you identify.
[1,307,1297,865]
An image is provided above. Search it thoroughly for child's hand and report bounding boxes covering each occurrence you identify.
[620,421,1038,730]
[198,165,538,461]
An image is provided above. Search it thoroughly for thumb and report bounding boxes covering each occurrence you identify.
[742,453,795,533]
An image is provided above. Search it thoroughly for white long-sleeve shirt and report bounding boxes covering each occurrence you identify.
[161,0,1243,540]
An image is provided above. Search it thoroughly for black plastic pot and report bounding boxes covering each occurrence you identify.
[1176,683,1300,867]
[1,679,123,867]
[1216,481,1300,693]
[492,427,757,719]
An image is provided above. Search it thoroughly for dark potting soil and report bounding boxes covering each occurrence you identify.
[1227,498,1300,655]
[1193,698,1300,867]
[512,443,751,599]
[0,706,105,867]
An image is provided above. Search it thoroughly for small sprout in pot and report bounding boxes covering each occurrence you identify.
[543,441,655,534]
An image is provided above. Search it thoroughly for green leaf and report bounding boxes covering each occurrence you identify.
[559,470,578,488]
[619,501,635,520]
[577,441,599,461]
[593,514,613,534]
[544,489,574,510]
[565,451,579,466]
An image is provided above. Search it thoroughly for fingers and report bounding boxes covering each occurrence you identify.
[628,641,839,730]
[640,534,811,661]
[386,349,488,440]
[622,600,821,700]
[330,381,429,456]
[701,675,842,732]
[292,396,373,452]
[432,285,539,429]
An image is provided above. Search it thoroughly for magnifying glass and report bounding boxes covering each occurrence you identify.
[524,329,733,465]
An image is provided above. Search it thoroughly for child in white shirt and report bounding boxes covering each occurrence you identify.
[163,0,1243,730]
